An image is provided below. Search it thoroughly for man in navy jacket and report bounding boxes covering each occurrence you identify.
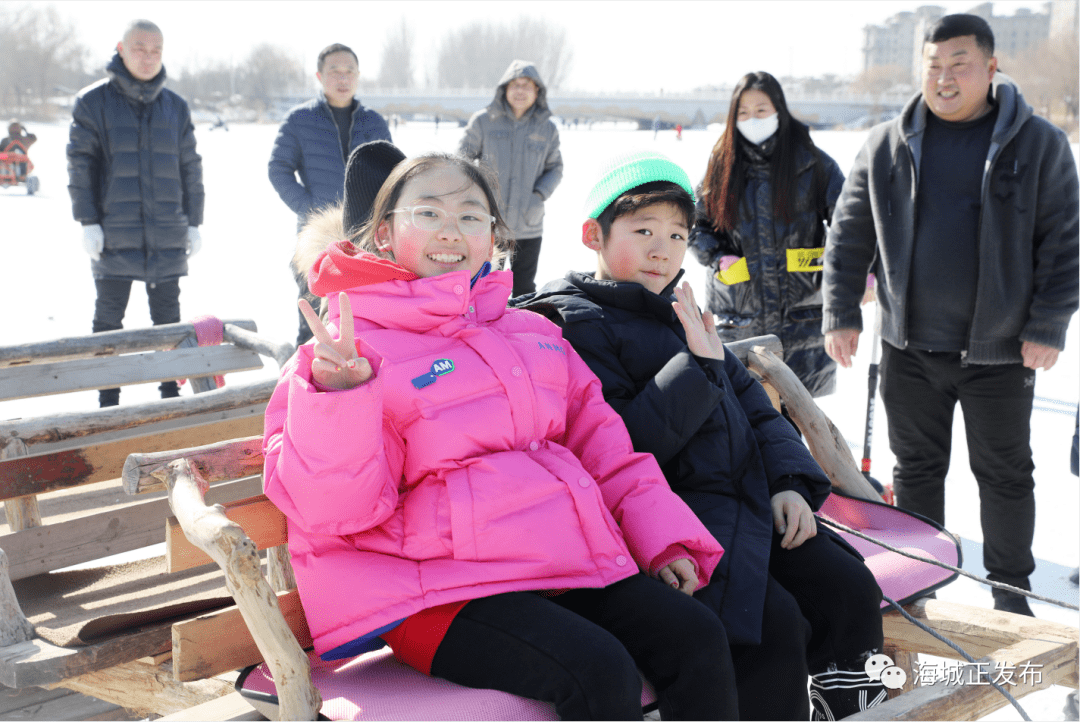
[268,43,391,345]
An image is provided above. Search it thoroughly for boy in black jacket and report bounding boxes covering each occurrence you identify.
[515,150,885,720]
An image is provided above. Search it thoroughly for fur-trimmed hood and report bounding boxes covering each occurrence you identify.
[291,202,346,285]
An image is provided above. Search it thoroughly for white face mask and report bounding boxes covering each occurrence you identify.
[736,113,779,145]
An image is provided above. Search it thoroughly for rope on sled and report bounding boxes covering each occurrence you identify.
[881,594,1031,721]
[816,517,1079,611]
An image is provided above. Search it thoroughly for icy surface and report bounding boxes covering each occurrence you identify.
[1,119,1076,720]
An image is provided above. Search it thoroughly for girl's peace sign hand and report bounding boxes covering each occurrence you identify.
[299,292,373,390]
[672,282,725,362]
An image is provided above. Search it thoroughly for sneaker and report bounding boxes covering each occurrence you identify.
[992,589,1034,617]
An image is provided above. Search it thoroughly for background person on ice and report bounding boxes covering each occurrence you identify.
[268,42,392,346]
[822,13,1080,617]
[263,151,738,720]
[515,150,885,720]
[458,59,563,297]
[2,120,36,179]
[67,19,204,408]
[689,72,846,401]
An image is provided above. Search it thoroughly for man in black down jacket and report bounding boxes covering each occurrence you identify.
[67,19,204,408]
[268,43,392,345]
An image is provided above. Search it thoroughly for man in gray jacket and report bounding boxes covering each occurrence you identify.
[459,60,563,297]
[822,14,1078,616]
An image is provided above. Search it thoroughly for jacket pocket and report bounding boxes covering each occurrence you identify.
[401,478,453,560]
[524,191,545,227]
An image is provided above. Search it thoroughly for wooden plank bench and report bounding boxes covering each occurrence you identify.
[106,336,1080,719]
[0,320,294,717]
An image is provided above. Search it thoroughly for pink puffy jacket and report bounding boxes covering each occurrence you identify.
[263,247,724,655]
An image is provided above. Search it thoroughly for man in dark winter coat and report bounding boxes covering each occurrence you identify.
[67,19,204,408]
[823,15,1079,616]
[268,43,391,345]
[458,60,563,297]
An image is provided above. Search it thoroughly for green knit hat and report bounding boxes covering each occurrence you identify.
[583,149,695,219]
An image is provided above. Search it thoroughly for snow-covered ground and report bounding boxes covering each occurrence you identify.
[1,119,1077,720]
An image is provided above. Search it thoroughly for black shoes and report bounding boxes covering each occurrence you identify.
[992,588,1035,617]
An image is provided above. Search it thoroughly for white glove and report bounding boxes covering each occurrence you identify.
[82,224,104,261]
[187,226,202,256]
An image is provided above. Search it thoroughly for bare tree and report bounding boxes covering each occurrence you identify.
[997,30,1079,132]
[434,17,573,90]
[849,64,911,96]
[0,4,90,115]
[377,20,415,89]
[236,43,306,114]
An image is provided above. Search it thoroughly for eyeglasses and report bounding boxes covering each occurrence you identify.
[389,206,495,236]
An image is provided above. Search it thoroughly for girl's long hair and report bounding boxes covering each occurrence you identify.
[700,71,827,231]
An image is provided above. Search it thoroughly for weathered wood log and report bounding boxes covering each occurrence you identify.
[54,658,235,717]
[0,416,264,503]
[224,324,295,369]
[0,320,258,368]
[267,546,296,593]
[167,494,285,573]
[164,458,319,720]
[0,379,274,448]
[158,690,265,721]
[746,345,882,501]
[1,440,41,531]
[0,549,34,647]
[726,334,783,364]
[124,436,264,495]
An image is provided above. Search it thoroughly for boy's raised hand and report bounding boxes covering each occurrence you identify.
[299,292,373,390]
[672,282,724,361]
[771,490,817,550]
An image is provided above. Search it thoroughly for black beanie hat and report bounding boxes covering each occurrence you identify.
[343,140,407,236]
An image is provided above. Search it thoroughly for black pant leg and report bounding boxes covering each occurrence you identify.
[430,591,643,720]
[147,280,182,398]
[728,573,811,721]
[294,268,318,346]
[879,344,958,526]
[957,362,1037,587]
[93,279,133,407]
[553,574,738,721]
[509,236,542,297]
[767,531,884,672]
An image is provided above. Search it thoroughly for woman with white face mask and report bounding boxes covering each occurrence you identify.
[689,71,847,402]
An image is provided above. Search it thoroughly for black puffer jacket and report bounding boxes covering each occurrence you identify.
[515,271,832,645]
[67,53,204,282]
[688,139,844,396]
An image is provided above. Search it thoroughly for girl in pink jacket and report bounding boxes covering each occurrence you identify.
[263,151,737,719]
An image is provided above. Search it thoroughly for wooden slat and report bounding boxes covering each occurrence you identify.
[849,636,1078,720]
[882,597,1079,659]
[0,379,275,448]
[0,476,261,581]
[0,320,258,368]
[171,589,310,682]
[0,415,265,502]
[0,627,172,690]
[167,495,287,573]
[158,690,265,721]
[124,437,265,495]
[0,346,264,402]
[56,658,235,718]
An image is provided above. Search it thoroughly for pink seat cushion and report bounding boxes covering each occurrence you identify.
[818,492,962,608]
[238,648,657,721]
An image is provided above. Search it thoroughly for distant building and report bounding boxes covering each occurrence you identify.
[863,2,1060,86]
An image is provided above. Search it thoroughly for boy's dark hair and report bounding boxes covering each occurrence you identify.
[924,14,995,57]
[595,181,695,239]
[318,43,358,72]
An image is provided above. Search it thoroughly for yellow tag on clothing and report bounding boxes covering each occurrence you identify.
[716,257,750,285]
[786,247,825,272]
